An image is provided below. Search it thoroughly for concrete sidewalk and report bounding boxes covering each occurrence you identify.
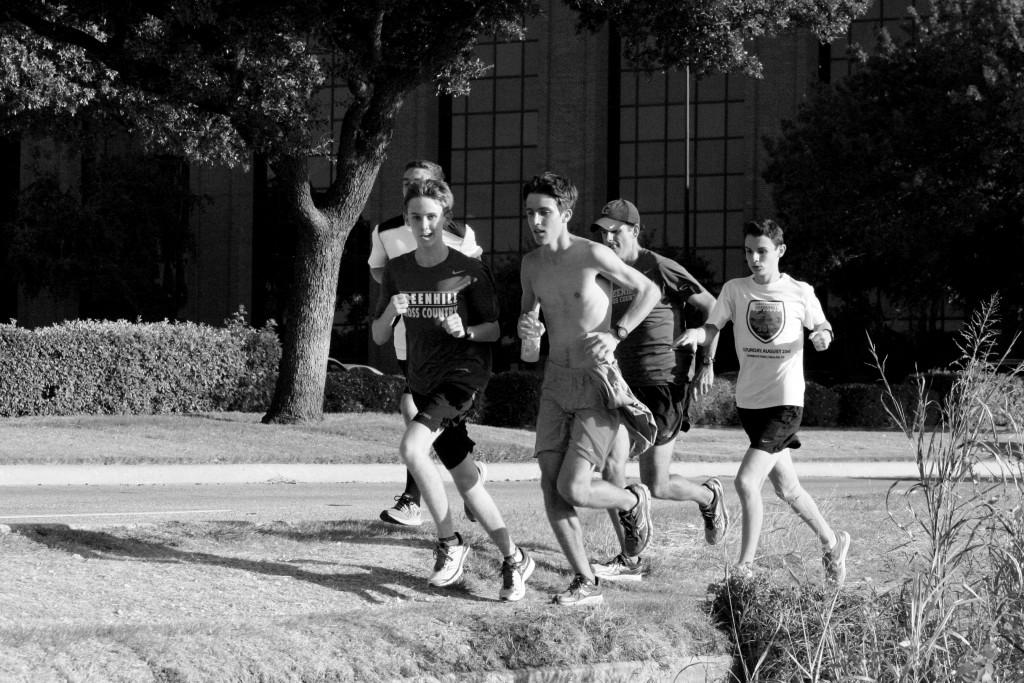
[4,459,1016,487]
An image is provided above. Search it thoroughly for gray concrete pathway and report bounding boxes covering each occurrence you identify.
[2,458,1016,487]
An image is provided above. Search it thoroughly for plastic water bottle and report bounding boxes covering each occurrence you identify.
[521,334,541,363]
[520,311,542,363]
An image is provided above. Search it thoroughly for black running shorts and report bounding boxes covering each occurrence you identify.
[631,383,690,446]
[410,383,478,470]
[737,405,803,454]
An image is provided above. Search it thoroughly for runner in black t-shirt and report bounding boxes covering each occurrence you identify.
[368,160,484,528]
[371,179,534,601]
[588,199,730,582]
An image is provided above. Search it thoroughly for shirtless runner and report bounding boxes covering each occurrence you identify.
[518,172,661,606]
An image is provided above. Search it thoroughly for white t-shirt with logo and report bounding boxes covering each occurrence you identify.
[706,274,826,409]
[368,217,481,360]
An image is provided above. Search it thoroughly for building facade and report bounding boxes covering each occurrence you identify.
[2,1,916,364]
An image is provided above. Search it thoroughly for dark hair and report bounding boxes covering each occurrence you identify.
[404,160,446,181]
[744,218,785,246]
[403,178,454,217]
[522,171,578,212]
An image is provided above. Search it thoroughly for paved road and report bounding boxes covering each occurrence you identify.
[0,477,905,527]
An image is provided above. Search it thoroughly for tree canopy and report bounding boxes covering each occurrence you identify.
[1,0,868,422]
[764,0,1024,331]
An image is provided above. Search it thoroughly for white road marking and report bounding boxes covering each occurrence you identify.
[0,509,232,520]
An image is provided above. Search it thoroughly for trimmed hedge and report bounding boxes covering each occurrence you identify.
[802,381,841,427]
[834,383,896,428]
[692,376,898,429]
[0,316,279,416]
[314,367,917,430]
[14,320,1013,432]
[689,376,740,426]
[317,367,1021,430]
[476,370,544,428]
[323,369,404,413]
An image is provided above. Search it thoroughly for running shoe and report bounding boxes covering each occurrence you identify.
[699,477,729,545]
[552,574,604,606]
[499,547,535,602]
[464,461,488,523]
[429,534,470,587]
[380,493,422,527]
[823,530,851,585]
[592,554,648,582]
[619,483,653,557]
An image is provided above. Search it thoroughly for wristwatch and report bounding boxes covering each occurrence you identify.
[701,356,715,367]
[464,328,475,341]
[613,324,629,341]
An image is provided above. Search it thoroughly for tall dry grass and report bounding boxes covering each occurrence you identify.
[710,296,1024,681]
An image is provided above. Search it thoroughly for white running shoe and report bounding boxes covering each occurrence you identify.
[499,548,535,602]
[552,574,604,606]
[429,534,470,587]
[380,494,422,526]
[592,554,647,582]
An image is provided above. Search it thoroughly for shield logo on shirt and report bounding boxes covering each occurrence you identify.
[746,300,785,343]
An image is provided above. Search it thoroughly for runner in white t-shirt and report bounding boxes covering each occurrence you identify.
[675,218,850,585]
[368,160,484,527]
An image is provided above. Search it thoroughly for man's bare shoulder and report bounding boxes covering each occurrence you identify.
[521,249,541,273]
[560,236,610,267]
[567,234,600,252]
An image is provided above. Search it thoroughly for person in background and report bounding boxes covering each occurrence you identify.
[588,198,728,583]
[368,160,484,527]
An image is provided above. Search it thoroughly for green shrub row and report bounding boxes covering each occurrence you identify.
[329,368,1023,431]
[474,372,922,430]
[323,369,404,413]
[0,314,280,416]
[19,318,1014,431]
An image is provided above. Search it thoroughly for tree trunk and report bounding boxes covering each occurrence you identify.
[262,157,384,424]
[262,217,340,423]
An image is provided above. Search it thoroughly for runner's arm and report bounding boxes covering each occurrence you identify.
[371,269,405,345]
[686,290,721,363]
[367,225,388,284]
[518,256,542,334]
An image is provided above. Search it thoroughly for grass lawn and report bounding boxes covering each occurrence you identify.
[3,411,1015,680]
[0,411,918,465]
[0,477,904,682]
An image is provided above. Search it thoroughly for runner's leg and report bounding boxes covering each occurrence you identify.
[539,451,596,581]
[452,455,513,556]
[767,449,836,547]
[601,426,630,552]
[734,447,779,565]
[400,421,453,538]
[640,439,714,505]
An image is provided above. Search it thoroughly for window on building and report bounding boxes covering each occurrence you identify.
[615,62,746,284]
[444,31,540,269]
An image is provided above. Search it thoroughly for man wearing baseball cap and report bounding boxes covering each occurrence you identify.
[590,198,730,581]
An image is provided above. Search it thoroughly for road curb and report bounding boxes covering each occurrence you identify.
[443,655,734,682]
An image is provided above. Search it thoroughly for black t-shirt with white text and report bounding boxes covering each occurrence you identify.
[610,249,705,385]
[376,250,498,395]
